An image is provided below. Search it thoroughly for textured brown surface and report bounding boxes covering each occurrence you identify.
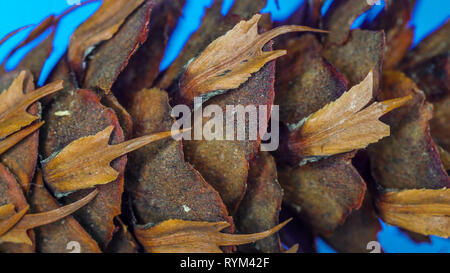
[44,55,76,105]
[83,0,153,94]
[0,71,39,193]
[183,48,275,214]
[305,0,325,27]
[29,172,101,253]
[278,153,366,234]
[405,53,449,153]
[68,0,146,78]
[403,29,450,159]
[0,163,34,253]
[437,145,450,171]
[105,218,139,253]
[184,140,248,215]
[40,89,127,249]
[323,0,371,46]
[126,88,232,227]
[430,94,450,152]
[324,29,385,96]
[369,71,450,190]
[227,0,267,19]
[402,20,450,69]
[157,0,267,90]
[113,0,185,105]
[323,192,382,253]
[406,53,449,101]
[283,72,411,165]
[369,0,416,69]
[176,13,319,106]
[235,152,283,253]
[101,93,133,140]
[275,34,347,126]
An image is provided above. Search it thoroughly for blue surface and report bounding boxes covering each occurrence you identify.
[0,0,449,253]
[350,0,385,30]
[261,0,305,21]
[379,221,450,253]
[316,220,450,253]
[316,237,338,253]
[0,0,101,85]
[159,0,214,70]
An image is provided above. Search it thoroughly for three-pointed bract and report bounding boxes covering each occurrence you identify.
[68,0,146,78]
[179,14,327,104]
[42,126,186,195]
[288,72,411,158]
[377,189,450,237]
[0,71,63,139]
[0,190,98,245]
[0,203,29,236]
[134,218,291,253]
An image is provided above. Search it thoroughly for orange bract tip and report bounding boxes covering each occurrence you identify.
[179,13,327,104]
[134,218,291,253]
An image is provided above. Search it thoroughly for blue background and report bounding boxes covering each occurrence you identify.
[0,0,449,253]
